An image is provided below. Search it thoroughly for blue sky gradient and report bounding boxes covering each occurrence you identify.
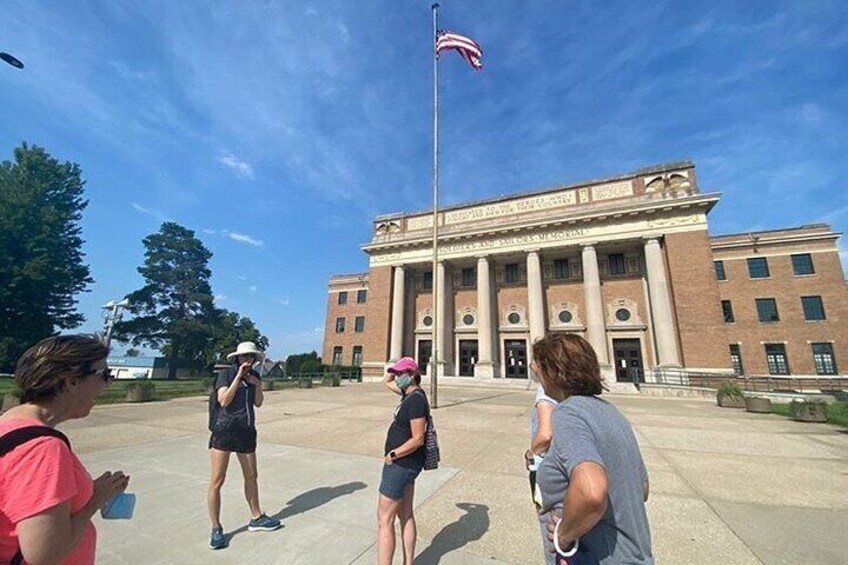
[2,1,846,359]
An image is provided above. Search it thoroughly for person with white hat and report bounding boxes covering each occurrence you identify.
[207,342,281,550]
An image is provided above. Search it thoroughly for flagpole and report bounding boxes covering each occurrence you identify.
[430,1,440,409]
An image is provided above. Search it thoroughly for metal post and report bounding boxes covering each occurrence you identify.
[430,2,440,409]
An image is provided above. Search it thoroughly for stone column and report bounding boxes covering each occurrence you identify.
[581,245,609,365]
[644,237,681,366]
[526,250,546,349]
[436,260,449,376]
[474,256,495,378]
[389,265,405,362]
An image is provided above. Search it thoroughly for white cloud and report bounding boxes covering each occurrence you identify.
[225,231,264,247]
[249,285,258,292]
[214,294,227,301]
[203,228,217,234]
[277,296,291,307]
[130,202,166,221]
[217,151,254,179]
[236,275,248,281]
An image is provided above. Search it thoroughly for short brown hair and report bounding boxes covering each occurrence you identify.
[532,333,604,396]
[15,334,109,404]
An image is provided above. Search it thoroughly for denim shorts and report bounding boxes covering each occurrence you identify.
[379,463,421,500]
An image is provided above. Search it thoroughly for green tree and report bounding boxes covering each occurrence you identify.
[0,143,93,371]
[125,348,141,357]
[285,351,321,376]
[210,308,269,366]
[114,222,216,379]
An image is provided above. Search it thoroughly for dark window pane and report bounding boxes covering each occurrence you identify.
[747,257,770,278]
[765,344,789,375]
[338,291,348,305]
[812,343,837,375]
[357,290,367,303]
[332,346,343,366]
[756,298,779,322]
[352,346,363,366]
[335,317,345,333]
[801,296,825,321]
[422,271,433,290]
[729,344,744,375]
[608,253,626,275]
[791,254,815,276]
[714,261,726,281]
[505,263,520,283]
[554,259,569,279]
[462,268,476,287]
[721,300,735,323]
[354,316,365,332]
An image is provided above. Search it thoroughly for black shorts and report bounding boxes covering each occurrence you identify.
[209,427,257,453]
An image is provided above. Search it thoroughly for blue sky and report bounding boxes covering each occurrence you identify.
[1,0,846,360]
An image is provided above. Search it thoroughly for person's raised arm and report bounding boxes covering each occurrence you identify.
[383,372,402,395]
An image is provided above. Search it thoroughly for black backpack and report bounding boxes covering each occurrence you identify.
[0,426,71,565]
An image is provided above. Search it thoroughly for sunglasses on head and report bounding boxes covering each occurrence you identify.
[83,365,113,383]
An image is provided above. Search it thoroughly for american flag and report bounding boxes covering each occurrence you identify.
[435,30,483,70]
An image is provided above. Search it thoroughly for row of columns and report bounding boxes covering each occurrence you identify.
[388,237,681,373]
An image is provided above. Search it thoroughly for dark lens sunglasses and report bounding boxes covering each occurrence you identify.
[87,366,114,383]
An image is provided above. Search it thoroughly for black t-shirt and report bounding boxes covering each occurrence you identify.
[384,388,429,469]
[214,365,259,429]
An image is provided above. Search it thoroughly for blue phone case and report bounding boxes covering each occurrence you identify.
[101,493,136,519]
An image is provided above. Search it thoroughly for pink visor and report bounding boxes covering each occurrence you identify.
[388,356,419,374]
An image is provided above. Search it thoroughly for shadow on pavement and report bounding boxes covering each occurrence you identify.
[227,481,367,542]
[415,502,490,565]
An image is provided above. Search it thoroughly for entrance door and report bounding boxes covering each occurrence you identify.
[613,339,644,383]
[417,340,432,375]
[458,340,478,377]
[504,339,528,379]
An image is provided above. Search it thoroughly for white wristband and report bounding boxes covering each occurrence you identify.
[553,518,579,558]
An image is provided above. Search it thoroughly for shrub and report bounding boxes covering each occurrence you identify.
[717,381,743,398]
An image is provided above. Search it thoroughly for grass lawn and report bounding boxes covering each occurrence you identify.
[1,377,318,406]
[771,401,848,428]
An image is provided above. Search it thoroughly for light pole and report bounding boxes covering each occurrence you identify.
[0,52,24,69]
[101,299,130,349]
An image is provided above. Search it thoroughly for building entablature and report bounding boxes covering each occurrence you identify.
[710,224,841,252]
[364,194,719,267]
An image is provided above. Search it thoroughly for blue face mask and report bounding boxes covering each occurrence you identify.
[395,374,413,390]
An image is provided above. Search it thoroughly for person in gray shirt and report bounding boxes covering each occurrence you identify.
[533,333,653,564]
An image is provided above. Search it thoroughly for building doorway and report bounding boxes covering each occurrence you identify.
[613,338,644,384]
[458,340,478,376]
[417,340,432,375]
[504,339,528,379]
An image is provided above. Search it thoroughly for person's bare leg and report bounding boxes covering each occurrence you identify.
[208,449,231,528]
[398,482,417,564]
[236,452,262,518]
[377,494,402,565]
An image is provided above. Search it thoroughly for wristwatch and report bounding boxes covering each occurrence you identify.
[389,451,397,461]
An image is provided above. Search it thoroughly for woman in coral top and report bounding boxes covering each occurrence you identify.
[0,335,130,565]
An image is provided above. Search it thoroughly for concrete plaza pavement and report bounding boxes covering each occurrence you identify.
[60,382,848,564]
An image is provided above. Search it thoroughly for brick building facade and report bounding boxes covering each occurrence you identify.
[323,162,847,382]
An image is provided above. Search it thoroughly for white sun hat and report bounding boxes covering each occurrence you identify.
[226,341,265,361]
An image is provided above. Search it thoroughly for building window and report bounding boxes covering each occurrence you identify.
[765,344,789,375]
[615,308,631,322]
[729,344,744,375]
[812,343,837,375]
[755,298,779,322]
[554,259,569,279]
[422,271,433,290]
[354,316,365,332]
[507,312,521,324]
[505,263,520,283]
[714,260,726,281]
[352,346,363,367]
[791,253,815,276]
[558,310,573,324]
[335,317,346,333]
[608,253,626,276]
[338,291,348,305]
[332,346,343,366]
[721,300,735,323]
[357,289,367,303]
[462,267,476,287]
[801,296,826,321]
[747,257,770,279]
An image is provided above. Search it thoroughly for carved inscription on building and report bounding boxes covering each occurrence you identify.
[591,181,633,202]
[406,216,432,231]
[440,228,587,255]
[443,191,577,225]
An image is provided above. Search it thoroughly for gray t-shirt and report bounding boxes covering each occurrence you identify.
[537,395,653,564]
